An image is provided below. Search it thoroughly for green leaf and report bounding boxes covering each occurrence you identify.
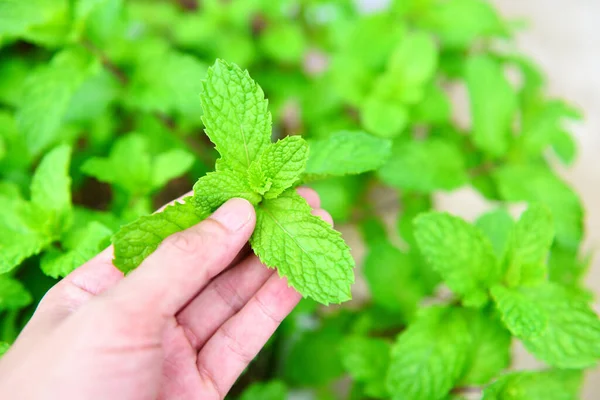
[126,50,207,117]
[201,59,271,174]
[16,47,97,156]
[0,193,52,273]
[0,342,9,357]
[0,276,32,311]
[340,336,391,398]
[387,306,469,400]
[362,230,425,320]
[459,309,511,385]
[378,138,467,193]
[466,56,517,157]
[491,285,547,338]
[240,381,287,400]
[260,22,306,64]
[251,189,354,305]
[482,369,582,400]
[504,205,554,286]
[387,32,438,89]
[492,283,600,368]
[475,209,514,261]
[412,83,451,124]
[309,176,362,223]
[41,221,112,278]
[82,134,193,196]
[151,149,195,190]
[193,170,262,213]
[0,0,67,37]
[82,133,152,194]
[423,0,505,48]
[285,318,347,385]
[30,144,73,235]
[414,212,500,306]
[247,136,309,199]
[494,165,583,249]
[361,97,409,138]
[305,131,391,179]
[112,197,208,273]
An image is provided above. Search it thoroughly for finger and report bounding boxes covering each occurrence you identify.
[312,209,333,226]
[14,247,123,348]
[176,189,324,350]
[176,254,274,350]
[296,187,320,208]
[196,274,301,397]
[101,198,256,320]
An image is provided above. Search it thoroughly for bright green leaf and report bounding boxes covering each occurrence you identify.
[378,138,467,193]
[387,306,469,400]
[305,131,392,178]
[16,47,97,156]
[247,136,309,199]
[340,336,391,398]
[466,56,517,157]
[414,212,500,306]
[504,205,554,286]
[482,369,582,400]
[475,209,514,261]
[494,165,583,249]
[200,59,271,173]
[0,276,32,311]
[251,190,354,304]
[492,283,600,368]
[112,197,208,273]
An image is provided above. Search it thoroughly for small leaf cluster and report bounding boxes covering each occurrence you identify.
[0,0,596,399]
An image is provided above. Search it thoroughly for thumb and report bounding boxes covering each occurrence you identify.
[99,198,256,322]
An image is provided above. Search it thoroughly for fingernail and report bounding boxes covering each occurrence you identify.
[211,198,253,232]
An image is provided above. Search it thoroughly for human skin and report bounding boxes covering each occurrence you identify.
[0,188,331,400]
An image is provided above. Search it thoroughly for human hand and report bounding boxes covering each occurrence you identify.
[0,188,332,400]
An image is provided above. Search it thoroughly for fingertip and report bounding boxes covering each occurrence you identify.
[210,198,256,233]
[312,209,334,226]
[296,187,321,208]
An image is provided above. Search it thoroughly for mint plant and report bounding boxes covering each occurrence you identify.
[0,0,598,398]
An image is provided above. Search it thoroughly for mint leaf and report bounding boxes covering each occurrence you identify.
[361,97,408,138]
[475,209,514,261]
[193,170,262,212]
[151,149,195,190]
[240,381,287,400]
[482,369,582,400]
[387,306,469,400]
[504,205,554,286]
[340,336,391,398]
[113,197,207,273]
[491,285,547,338]
[466,56,517,157]
[201,59,271,173]
[387,32,438,90]
[305,131,391,178]
[16,47,97,156]
[459,309,511,385]
[82,134,193,196]
[0,276,32,311]
[492,283,600,368]
[260,22,306,64]
[0,0,67,37]
[126,50,207,117]
[247,135,309,199]
[251,189,354,304]
[378,138,467,193]
[494,165,583,249]
[362,225,424,319]
[414,212,500,306]
[30,144,73,235]
[0,342,9,357]
[41,221,112,278]
[423,0,505,48]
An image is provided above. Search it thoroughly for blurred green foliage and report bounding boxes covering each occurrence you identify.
[0,0,595,399]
